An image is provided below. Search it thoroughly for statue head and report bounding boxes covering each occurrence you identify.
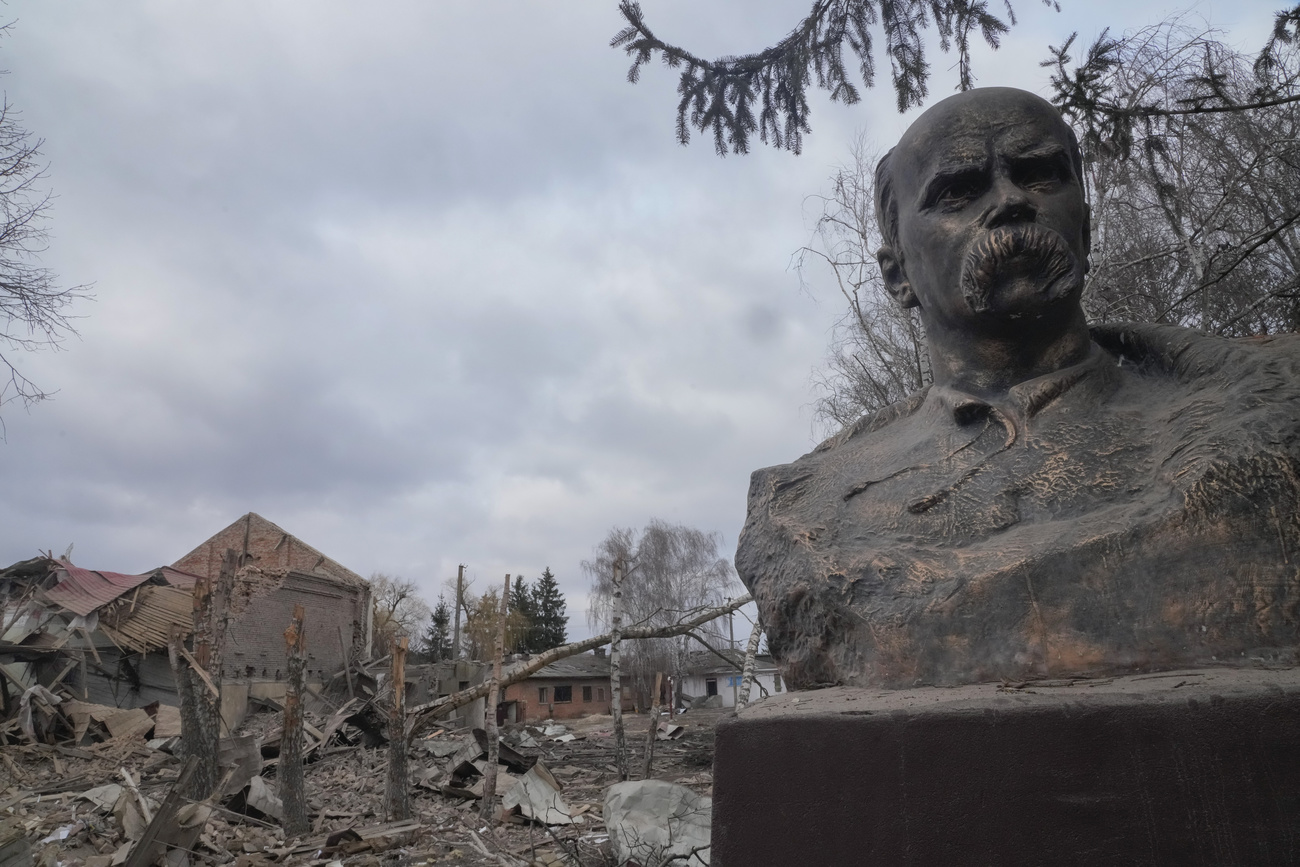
[874,88,1091,347]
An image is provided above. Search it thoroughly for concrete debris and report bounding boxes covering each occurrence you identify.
[656,723,685,740]
[233,776,283,823]
[78,784,124,812]
[604,780,712,866]
[501,761,575,825]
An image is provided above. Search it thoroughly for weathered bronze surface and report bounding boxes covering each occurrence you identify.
[737,87,1300,688]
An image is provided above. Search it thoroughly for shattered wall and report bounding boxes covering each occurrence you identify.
[221,573,367,683]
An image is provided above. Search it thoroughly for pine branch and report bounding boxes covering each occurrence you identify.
[613,0,1036,155]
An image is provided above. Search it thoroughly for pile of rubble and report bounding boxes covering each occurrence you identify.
[0,687,725,867]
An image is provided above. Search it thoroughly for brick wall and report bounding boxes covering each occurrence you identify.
[220,573,365,681]
[503,676,632,722]
[172,513,373,669]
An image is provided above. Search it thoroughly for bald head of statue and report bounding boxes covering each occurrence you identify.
[872,88,1093,396]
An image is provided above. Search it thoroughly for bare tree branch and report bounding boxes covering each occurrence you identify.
[407,592,753,739]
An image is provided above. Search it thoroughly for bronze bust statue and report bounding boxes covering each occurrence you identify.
[737,87,1300,689]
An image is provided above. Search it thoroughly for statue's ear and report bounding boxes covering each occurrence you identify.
[877,246,919,309]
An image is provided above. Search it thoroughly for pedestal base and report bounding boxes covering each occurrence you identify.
[712,668,1300,866]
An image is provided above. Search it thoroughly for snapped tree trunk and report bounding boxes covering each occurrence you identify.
[172,548,237,801]
[736,621,764,711]
[281,604,308,836]
[610,560,627,782]
[385,635,411,821]
[641,671,663,780]
[479,574,511,822]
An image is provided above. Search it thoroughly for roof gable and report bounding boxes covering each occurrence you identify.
[170,512,365,588]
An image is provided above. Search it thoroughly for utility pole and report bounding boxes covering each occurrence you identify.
[452,564,464,661]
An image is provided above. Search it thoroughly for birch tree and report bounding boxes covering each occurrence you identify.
[584,520,742,709]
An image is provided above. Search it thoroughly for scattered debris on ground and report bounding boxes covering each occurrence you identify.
[0,687,728,867]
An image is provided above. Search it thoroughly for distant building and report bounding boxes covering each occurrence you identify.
[501,649,632,723]
[678,649,783,709]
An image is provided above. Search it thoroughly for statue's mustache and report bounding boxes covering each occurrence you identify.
[960,224,1080,313]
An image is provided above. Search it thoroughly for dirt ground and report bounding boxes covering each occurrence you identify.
[0,706,730,867]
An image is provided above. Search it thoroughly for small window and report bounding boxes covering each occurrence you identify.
[598,687,605,701]
[554,685,573,703]
[582,685,593,702]
[773,672,783,693]
[538,686,549,703]
[706,678,718,697]
[459,681,469,691]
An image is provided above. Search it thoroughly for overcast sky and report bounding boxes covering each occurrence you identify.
[0,1,1280,638]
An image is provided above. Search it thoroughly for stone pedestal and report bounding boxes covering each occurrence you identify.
[712,668,1300,866]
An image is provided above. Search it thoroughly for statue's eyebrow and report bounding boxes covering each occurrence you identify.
[1005,144,1070,166]
[918,162,984,209]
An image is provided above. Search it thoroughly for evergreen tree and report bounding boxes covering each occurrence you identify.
[530,567,568,651]
[508,575,537,654]
[421,595,453,662]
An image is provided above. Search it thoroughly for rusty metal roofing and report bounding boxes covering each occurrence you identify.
[40,562,202,617]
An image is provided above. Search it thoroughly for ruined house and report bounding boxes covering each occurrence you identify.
[0,512,372,730]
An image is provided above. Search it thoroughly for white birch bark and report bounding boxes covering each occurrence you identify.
[736,621,764,711]
[610,560,627,781]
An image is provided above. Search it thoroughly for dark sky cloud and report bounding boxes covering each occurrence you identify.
[0,0,1281,633]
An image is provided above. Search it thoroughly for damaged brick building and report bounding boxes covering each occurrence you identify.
[0,513,372,729]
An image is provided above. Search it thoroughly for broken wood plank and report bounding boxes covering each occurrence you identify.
[123,756,197,867]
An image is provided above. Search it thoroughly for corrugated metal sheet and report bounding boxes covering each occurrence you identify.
[41,564,155,616]
[39,562,202,617]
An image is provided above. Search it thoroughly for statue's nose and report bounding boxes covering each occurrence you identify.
[982,179,1037,228]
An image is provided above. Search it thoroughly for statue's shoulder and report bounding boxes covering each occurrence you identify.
[747,386,931,494]
[1090,321,1300,385]
[813,387,932,454]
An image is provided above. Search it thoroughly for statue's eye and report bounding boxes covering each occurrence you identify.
[1016,159,1065,190]
[937,178,979,204]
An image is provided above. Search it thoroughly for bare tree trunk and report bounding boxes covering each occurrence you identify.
[174,548,236,801]
[408,592,752,739]
[610,560,627,782]
[736,621,764,711]
[281,604,308,836]
[385,635,411,821]
[452,564,464,660]
[641,671,663,780]
[167,625,201,775]
[479,574,511,822]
